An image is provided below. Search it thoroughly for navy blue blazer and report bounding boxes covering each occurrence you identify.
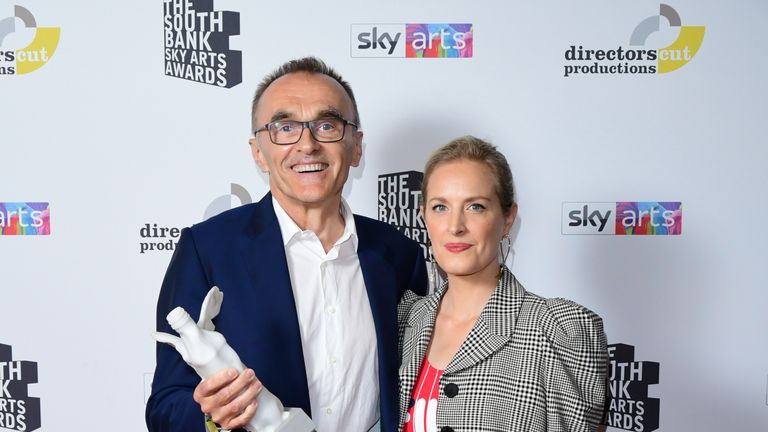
[146,193,428,432]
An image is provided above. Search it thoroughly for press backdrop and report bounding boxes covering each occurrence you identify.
[2,1,767,431]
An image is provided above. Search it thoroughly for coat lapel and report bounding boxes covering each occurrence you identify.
[238,194,311,415]
[356,217,403,432]
[445,268,526,374]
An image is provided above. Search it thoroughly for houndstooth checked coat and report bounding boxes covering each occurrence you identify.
[398,267,608,432]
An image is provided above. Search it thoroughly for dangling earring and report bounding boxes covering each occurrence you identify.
[426,239,441,293]
[498,234,512,268]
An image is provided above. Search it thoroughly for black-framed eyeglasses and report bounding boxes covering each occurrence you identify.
[254,117,359,145]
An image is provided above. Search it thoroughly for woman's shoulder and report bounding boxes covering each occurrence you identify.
[398,288,432,324]
[399,284,447,326]
[519,290,605,348]
[541,296,603,326]
[503,271,603,344]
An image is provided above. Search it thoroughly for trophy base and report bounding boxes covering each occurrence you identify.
[275,408,315,432]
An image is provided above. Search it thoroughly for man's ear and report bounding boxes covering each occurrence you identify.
[350,130,363,167]
[249,137,269,173]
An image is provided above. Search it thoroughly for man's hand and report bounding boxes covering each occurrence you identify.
[193,368,263,430]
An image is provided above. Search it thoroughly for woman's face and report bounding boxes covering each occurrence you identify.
[423,159,516,279]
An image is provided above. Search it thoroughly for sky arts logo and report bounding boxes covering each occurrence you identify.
[351,23,472,58]
[0,343,41,432]
[562,202,682,235]
[163,0,242,88]
[0,5,60,76]
[0,203,50,236]
[563,4,704,77]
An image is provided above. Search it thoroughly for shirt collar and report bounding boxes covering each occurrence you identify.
[272,196,358,251]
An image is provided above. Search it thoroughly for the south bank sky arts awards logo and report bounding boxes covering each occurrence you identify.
[163,0,242,88]
[563,4,704,77]
[377,171,429,260]
[603,343,660,432]
[0,5,60,75]
[0,343,41,432]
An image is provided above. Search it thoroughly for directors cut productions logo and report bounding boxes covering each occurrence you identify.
[352,23,472,58]
[0,343,41,432]
[163,0,242,88]
[139,183,252,253]
[563,4,704,77]
[378,171,429,260]
[562,202,681,235]
[603,343,660,432]
[0,203,50,236]
[0,5,60,76]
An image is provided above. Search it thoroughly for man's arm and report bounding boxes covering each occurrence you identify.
[145,228,260,431]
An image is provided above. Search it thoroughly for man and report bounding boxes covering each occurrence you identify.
[145,57,428,432]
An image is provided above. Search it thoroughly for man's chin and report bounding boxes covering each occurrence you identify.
[276,188,341,207]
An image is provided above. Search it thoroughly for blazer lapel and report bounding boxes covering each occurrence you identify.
[238,194,311,415]
[356,218,403,432]
[445,268,525,375]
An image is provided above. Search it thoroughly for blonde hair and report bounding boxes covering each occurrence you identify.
[422,136,516,215]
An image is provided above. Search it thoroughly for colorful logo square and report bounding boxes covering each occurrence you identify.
[405,23,473,58]
[615,202,681,235]
[0,202,50,235]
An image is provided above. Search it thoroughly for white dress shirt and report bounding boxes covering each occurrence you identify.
[272,197,379,432]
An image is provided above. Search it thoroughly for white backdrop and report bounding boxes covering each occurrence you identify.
[1,0,767,431]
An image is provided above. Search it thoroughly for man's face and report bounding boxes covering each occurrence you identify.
[249,72,363,209]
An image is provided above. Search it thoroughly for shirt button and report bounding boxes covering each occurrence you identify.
[329,356,337,364]
[444,383,459,398]
[325,407,333,415]
[327,307,336,314]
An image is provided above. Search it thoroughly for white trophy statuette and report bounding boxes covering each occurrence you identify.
[153,287,315,432]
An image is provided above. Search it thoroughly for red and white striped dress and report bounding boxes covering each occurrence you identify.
[404,358,443,432]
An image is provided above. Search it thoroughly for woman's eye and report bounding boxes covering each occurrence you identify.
[431,204,447,212]
[468,203,486,211]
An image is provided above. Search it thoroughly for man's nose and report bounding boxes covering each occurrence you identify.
[293,125,321,153]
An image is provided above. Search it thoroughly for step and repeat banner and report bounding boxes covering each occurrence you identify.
[2,0,767,431]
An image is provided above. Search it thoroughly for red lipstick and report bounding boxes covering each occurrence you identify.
[445,243,471,253]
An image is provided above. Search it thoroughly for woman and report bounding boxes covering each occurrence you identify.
[398,136,607,432]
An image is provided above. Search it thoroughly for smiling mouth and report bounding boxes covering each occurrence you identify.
[292,163,328,173]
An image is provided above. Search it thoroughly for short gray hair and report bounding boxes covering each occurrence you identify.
[250,57,360,131]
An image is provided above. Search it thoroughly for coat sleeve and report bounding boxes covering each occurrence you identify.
[145,227,213,432]
[540,298,608,432]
